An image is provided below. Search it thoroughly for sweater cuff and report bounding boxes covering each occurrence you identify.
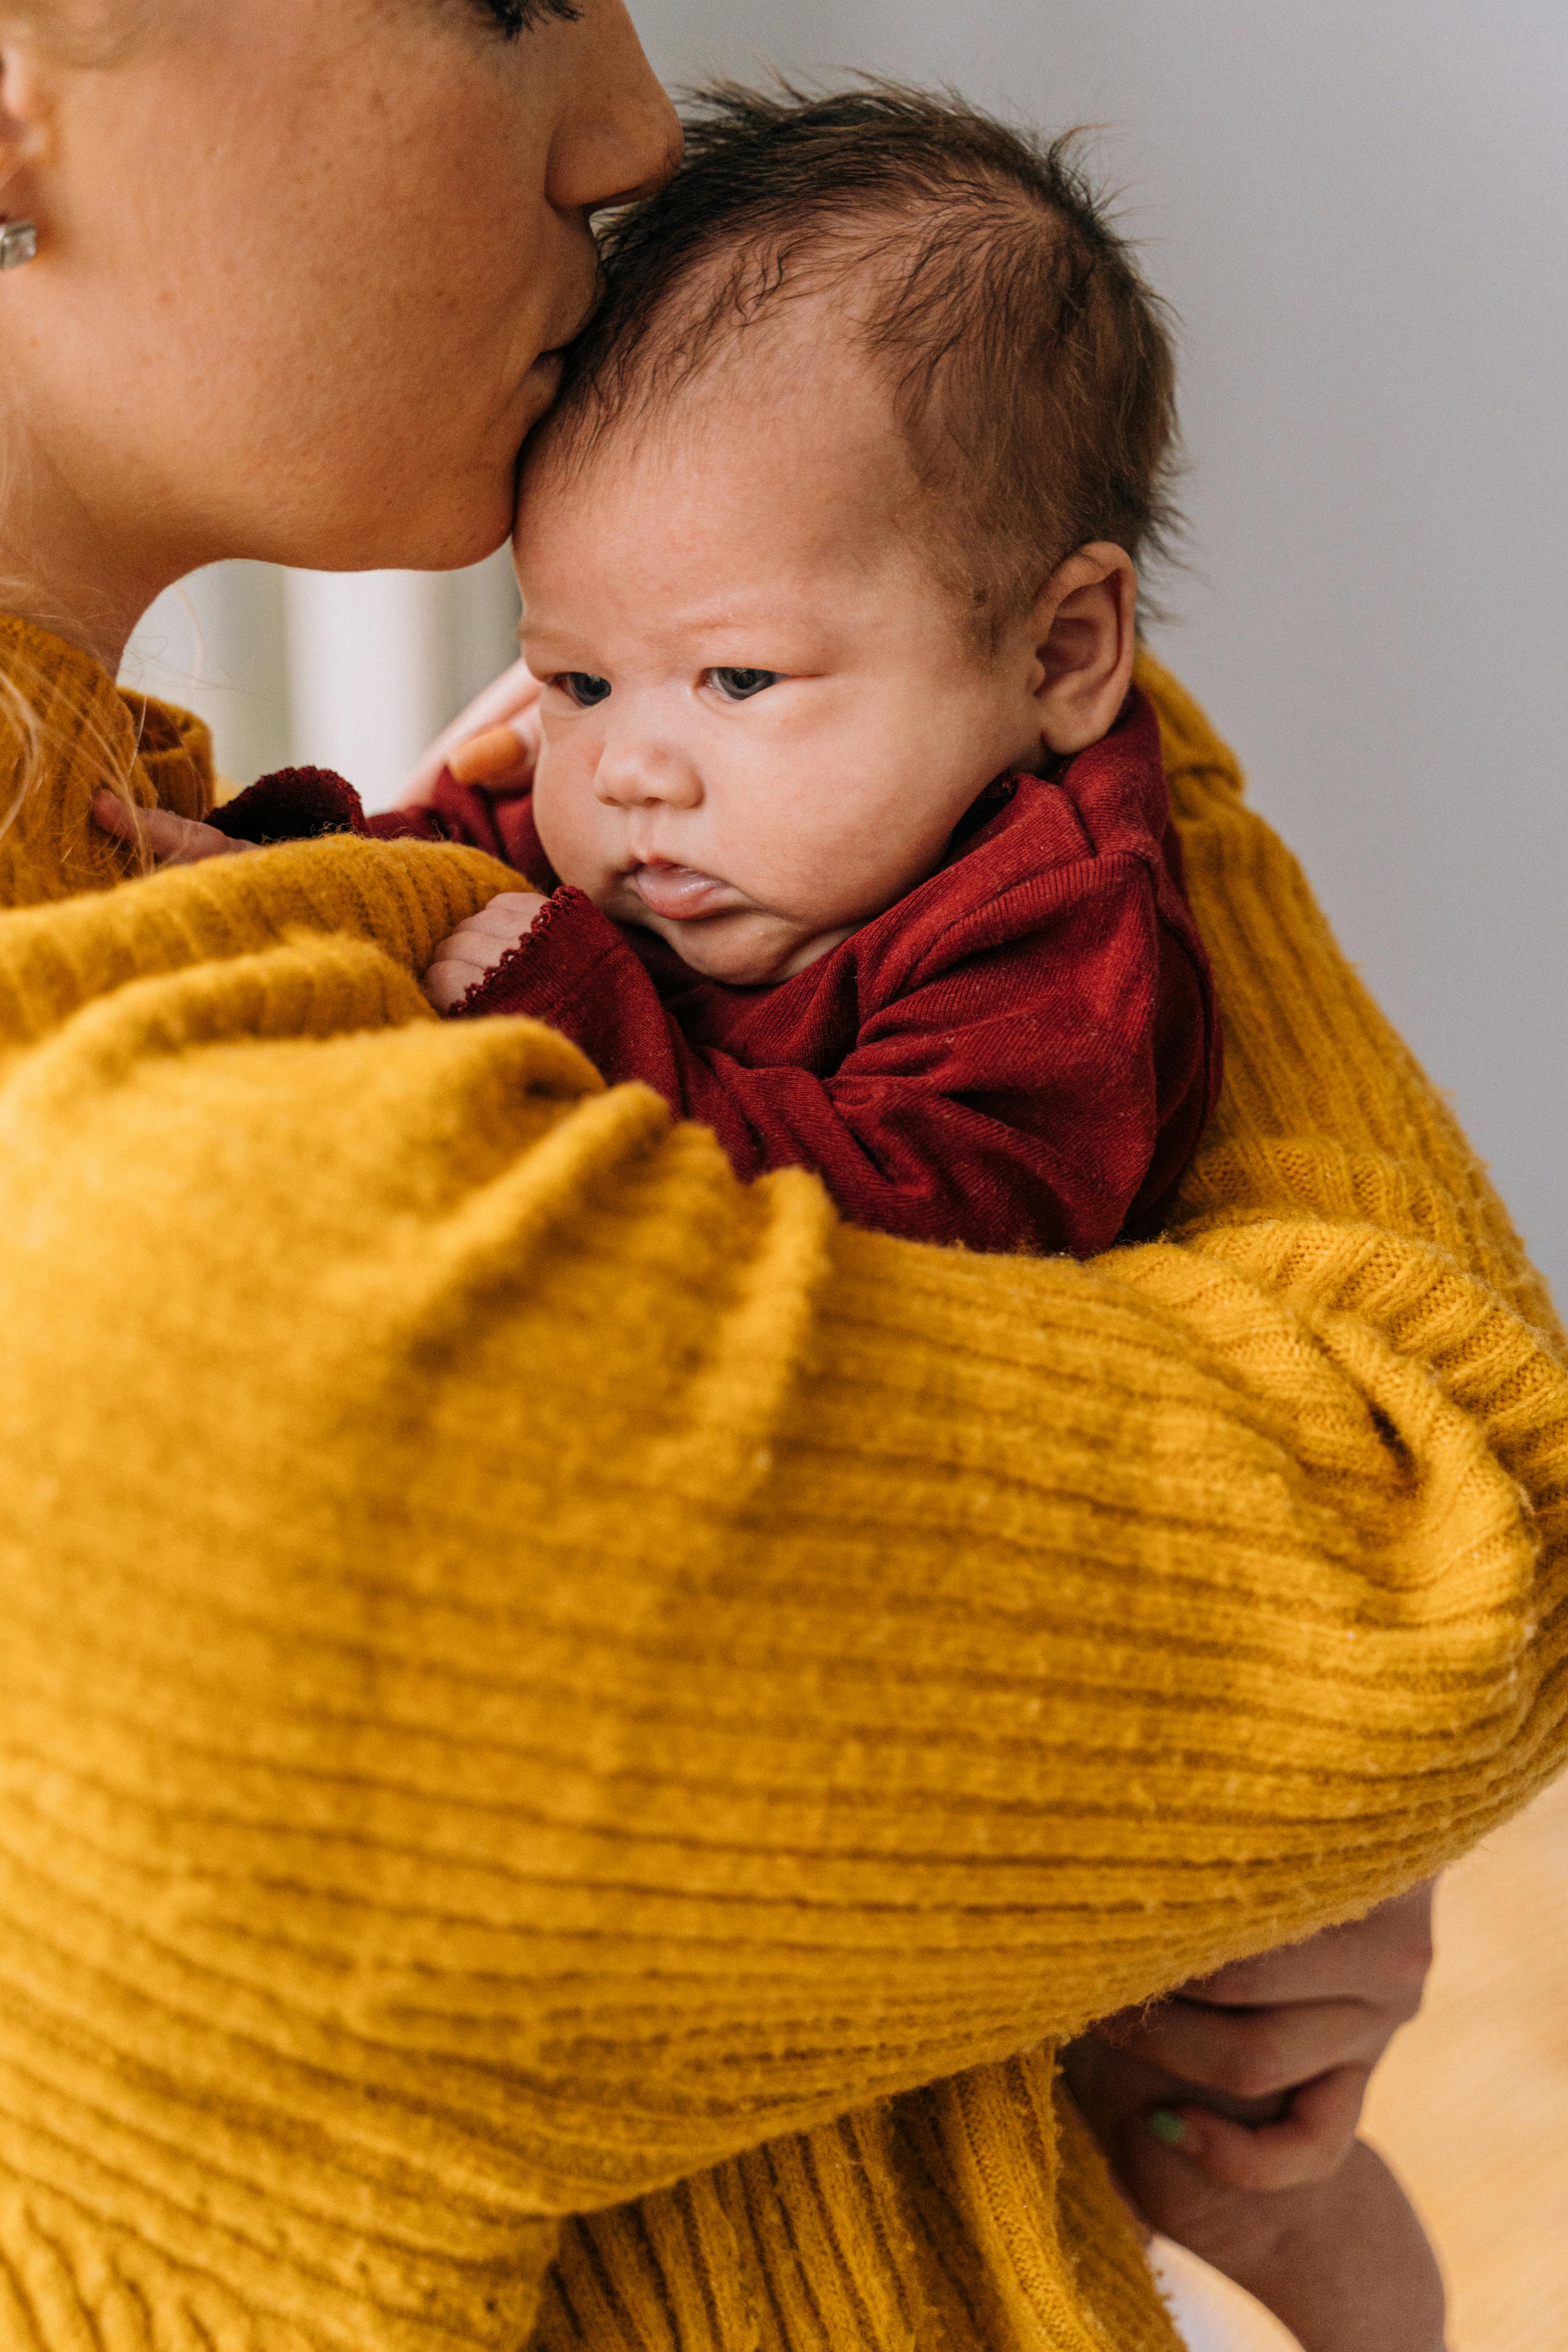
[208,766,370,844]
[448,886,636,1029]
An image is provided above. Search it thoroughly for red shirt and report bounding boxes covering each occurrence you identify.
[369,689,1221,1256]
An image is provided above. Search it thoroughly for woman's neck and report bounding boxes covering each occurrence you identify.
[0,430,188,677]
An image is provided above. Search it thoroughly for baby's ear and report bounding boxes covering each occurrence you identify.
[1032,544,1138,756]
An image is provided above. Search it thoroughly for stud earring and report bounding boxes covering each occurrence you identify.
[0,219,39,271]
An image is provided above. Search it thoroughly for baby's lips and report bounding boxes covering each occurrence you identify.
[630,863,735,920]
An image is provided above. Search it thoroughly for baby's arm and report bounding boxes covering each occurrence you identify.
[92,760,514,864]
[1063,1883,1446,2352]
[426,857,1209,1256]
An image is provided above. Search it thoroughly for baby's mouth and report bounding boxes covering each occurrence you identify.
[628,863,740,921]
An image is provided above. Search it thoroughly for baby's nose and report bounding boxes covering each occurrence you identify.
[594,740,704,811]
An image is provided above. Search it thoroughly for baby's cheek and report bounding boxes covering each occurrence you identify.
[748,822,908,935]
[529,738,601,895]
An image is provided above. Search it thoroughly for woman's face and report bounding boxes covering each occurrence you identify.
[0,0,678,598]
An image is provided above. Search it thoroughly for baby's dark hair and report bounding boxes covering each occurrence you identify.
[544,81,1181,646]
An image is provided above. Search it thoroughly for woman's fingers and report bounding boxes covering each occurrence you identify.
[1125,2140,1447,2352]
[1156,2062,1370,2190]
[1066,1894,1445,2346]
[1180,1882,1435,2011]
[446,720,539,789]
[1101,1989,1396,2101]
[1091,1880,1437,2107]
[399,659,544,804]
[92,790,254,866]
[1063,2037,1365,2194]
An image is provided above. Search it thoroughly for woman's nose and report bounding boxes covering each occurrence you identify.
[594,739,703,811]
[546,2,682,218]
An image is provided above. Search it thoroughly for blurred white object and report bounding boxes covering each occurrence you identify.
[120,562,291,784]
[1149,2236,1305,2351]
[123,551,521,808]
[282,570,452,811]
[283,556,521,810]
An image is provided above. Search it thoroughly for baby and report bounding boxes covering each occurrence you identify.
[189,82,1221,1260]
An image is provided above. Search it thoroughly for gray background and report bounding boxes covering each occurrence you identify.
[128,1,1566,1304]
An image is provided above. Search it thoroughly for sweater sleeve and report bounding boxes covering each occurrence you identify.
[454,859,1213,1255]
[0,639,1564,2341]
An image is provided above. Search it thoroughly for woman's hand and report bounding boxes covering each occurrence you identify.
[92,790,256,867]
[422,890,547,1014]
[1062,1883,1445,2352]
[1144,2138,1445,2352]
[1069,1882,1435,2189]
[399,659,544,807]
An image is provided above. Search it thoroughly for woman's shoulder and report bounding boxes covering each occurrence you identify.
[0,614,216,909]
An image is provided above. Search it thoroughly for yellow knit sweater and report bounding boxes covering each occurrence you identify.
[0,615,1563,2352]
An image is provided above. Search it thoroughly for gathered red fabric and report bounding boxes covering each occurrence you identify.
[365,690,1222,1255]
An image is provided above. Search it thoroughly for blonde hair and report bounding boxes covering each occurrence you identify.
[0,619,152,858]
[0,659,46,838]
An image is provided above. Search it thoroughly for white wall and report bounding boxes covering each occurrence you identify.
[124,0,1566,1303]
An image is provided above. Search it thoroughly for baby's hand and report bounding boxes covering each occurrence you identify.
[422,890,548,1013]
[92,789,256,867]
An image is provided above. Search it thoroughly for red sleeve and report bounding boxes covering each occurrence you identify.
[205,764,555,881]
[208,766,370,842]
[366,772,552,882]
[451,858,1214,1258]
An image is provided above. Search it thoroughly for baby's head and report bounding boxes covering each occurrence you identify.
[515,84,1178,985]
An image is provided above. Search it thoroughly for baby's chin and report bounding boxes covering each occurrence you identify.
[632,907,848,989]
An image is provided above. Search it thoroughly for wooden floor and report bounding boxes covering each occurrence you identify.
[1363,1771,1568,2351]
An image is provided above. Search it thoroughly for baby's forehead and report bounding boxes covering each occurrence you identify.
[526,291,924,526]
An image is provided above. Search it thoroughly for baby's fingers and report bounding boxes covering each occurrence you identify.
[93,790,254,867]
[422,893,547,1013]
[1153,2063,1369,2192]
[423,953,486,1014]
[452,892,548,941]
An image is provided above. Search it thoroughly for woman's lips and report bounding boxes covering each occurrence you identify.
[629,863,738,920]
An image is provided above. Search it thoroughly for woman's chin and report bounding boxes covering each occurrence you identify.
[519,350,568,432]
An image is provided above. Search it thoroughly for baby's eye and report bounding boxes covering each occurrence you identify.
[709,667,782,703]
[559,672,612,708]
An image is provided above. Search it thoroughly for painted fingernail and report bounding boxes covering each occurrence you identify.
[1147,2109,1188,2148]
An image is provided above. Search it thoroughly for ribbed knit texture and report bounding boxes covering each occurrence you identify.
[0,614,1563,2352]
